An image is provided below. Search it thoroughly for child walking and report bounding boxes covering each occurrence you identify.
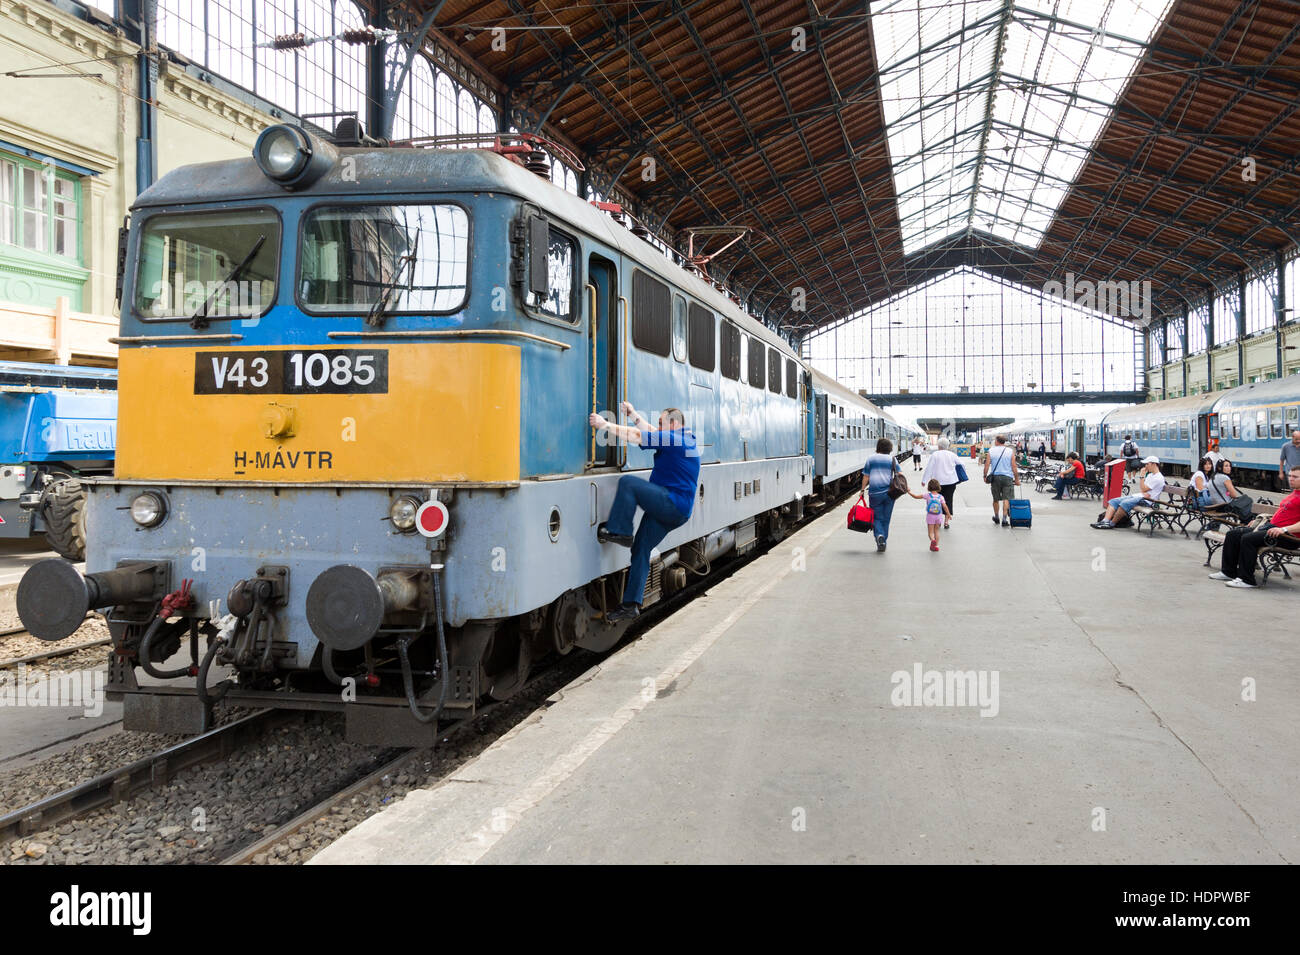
[920,478,951,551]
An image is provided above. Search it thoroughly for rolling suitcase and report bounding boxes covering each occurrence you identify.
[1008,487,1032,528]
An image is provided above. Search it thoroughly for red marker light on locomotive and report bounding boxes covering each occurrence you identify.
[415,500,449,538]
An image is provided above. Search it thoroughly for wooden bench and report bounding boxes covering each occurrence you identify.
[1132,486,1188,537]
[1202,505,1277,566]
[1260,532,1300,585]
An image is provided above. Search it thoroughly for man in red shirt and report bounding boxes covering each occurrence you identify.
[1051,452,1086,500]
[1210,465,1300,588]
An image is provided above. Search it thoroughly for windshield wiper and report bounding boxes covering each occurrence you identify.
[366,230,419,329]
[189,234,267,330]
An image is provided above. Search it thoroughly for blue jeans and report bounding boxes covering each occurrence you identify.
[1054,476,1081,496]
[868,490,895,541]
[607,475,688,606]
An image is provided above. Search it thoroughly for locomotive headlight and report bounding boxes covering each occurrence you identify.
[253,124,336,190]
[389,496,420,532]
[130,491,167,528]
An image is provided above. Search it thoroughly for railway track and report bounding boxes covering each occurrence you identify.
[0,710,284,843]
[0,619,106,670]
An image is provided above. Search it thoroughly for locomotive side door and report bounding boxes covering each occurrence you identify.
[587,254,619,468]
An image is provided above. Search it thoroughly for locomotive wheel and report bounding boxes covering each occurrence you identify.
[42,478,87,562]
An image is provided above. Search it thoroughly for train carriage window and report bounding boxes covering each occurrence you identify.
[299,204,469,314]
[1180,419,1189,440]
[1270,407,1284,439]
[747,339,765,389]
[1288,406,1299,434]
[785,358,797,398]
[687,302,715,371]
[671,294,687,362]
[136,208,280,320]
[1231,413,1240,438]
[631,270,671,356]
[767,348,781,394]
[720,320,740,380]
[1257,409,1268,438]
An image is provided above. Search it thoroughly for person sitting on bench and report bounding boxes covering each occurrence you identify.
[1051,452,1085,500]
[1209,465,1300,588]
[1092,456,1164,529]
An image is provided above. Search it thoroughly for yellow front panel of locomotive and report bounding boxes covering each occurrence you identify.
[115,343,521,483]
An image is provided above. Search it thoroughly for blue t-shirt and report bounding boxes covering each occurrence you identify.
[862,452,898,493]
[641,428,700,518]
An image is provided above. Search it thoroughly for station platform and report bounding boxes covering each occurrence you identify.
[305,482,1295,864]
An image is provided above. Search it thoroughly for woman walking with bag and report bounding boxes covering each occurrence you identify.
[862,438,904,553]
[922,436,964,529]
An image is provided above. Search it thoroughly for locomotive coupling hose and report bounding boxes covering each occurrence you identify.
[17,559,166,642]
[138,615,194,680]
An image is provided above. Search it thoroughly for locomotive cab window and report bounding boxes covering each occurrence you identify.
[767,347,781,394]
[785,358,797,398]
[299,204,468,314]
[525,226,576,322]
[135,208,279,320]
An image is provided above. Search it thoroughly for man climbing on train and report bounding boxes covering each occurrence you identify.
[590,402,700,622]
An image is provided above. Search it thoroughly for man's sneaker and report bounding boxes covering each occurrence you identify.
[991,515,1000,525]
[876,535,887,552]
[1225,579,1258,589]
[596,523,634,547]
[1091,520,1113,529]
[1207,571,1234,581]
[1001,518,1011,527]
[605,603,641,622]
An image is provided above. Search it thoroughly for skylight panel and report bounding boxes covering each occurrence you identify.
[870,0,1172,255]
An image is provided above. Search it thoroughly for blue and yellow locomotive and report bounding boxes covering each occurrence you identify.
[16,124,914,744]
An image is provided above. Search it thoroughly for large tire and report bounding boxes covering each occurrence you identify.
[42,478,87,562]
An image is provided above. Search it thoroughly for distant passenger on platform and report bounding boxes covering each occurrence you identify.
[590,403,700,622]
[1281,431,1300,484]
[1209,465,1300,588]
[862,438,902,553]
[1037,441,1047,464]
[1051,452,1085,500]
[922,437,961,529]
[911,437,924,471]
[1121,434,1141,473]
[1092,456,1164,529]
[983,434,1020,527]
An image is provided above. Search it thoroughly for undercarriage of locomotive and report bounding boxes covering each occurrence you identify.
[17,557,652,745]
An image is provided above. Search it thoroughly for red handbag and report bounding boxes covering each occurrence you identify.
[847,493,874,533]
